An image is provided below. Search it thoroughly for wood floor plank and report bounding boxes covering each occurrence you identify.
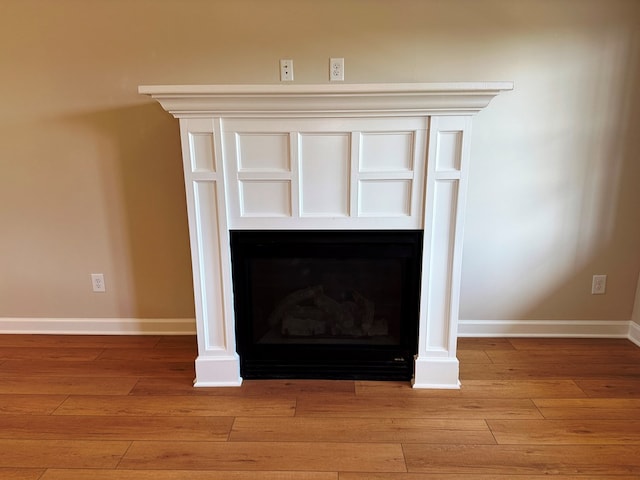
[0,439,130,468]
[241,380,356,396]
[533,398,640,419]
[130,378,354,396]
[54,395,296,417]
[0,395,66,415]
[42,470,337,480]
[119,441,406,472]
[507,338,637,351]
[576,378,640,397]
[296,394,542,419]
[460,362,640,380]
[130,377,247,396]
[96,347,196,362]
[456,338,515,350]
[0,415,233,441]
[230,417,495,444]
[0,468,44,480]
[0,335,161,348]
[0,376,139,395]
[154,335,197,349]
[488,419,640,444]
[0,347,103,361]
[0,359,194,377]
[355,380,586,398]
[455,380,588,399]
[341,474,640,480]
[402,444,640,475]
[455,350,492,364]
[486,350,640,364]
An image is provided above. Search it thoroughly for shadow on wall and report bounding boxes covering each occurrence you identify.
[520,28,640,322]
[523,30,640,320]
[461,24,640,324]
[62,102,195,319]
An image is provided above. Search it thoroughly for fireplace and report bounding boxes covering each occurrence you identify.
[231,230,423,380]
[139,82,513,388]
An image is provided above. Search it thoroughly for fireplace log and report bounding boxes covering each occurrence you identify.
[268,285,324,327]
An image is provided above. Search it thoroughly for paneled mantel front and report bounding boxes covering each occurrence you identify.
[140,82,513,388]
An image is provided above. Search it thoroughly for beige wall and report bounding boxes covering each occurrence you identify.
[1,0,638,322]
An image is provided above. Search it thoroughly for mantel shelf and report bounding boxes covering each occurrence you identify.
[139,82,514,117]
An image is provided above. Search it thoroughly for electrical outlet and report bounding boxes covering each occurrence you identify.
[280,59,294,81]
[330,57,344,81]
[91,273,106,293]
[591,274,606,295]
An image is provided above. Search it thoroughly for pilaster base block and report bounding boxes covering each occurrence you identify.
[412,355,461,389]
[194,354,243,387]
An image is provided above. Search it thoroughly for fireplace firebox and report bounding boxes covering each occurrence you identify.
[231,230,422,380]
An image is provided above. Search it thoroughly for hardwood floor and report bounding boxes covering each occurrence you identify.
[0,335,639,479]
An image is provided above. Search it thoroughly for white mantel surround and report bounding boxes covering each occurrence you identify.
[140,82,513,388]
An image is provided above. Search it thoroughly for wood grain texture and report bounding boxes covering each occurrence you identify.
[460,362,640,380]
[0,415,233,441]
[507,338,637,351]
[54,395,296,417]
[0,376,138,395]
[575,378,640,397]
[0,439,130,468]
[0,469,44,480]
[341,475,640,480]
[402,444,640,475]
[0,347,102,361]
[456,338,515,350]
[0,335,161,348]
[355,379,586,398]
[130,377,248,396]
[0,359,194,377]
[486,350,640,364]
[230,417,495,444]
[488,419,640,444]
[41,470,337,480]
[296,394,542,419]
[96,347,196,362]
[0,335,638,478]
[533,398,640,419]
[454,350,492,364]
[0,395,66,415]
[241,379,356,396]
[119,441,407,472]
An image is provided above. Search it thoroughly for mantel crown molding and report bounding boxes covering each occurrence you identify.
[139,82,514,117]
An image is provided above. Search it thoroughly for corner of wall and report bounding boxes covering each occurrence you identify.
[629,272,640,347]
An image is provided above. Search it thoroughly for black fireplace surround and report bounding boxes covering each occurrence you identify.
[230,230,423,380]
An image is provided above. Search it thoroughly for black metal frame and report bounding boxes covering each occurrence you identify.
[230,230,423,380]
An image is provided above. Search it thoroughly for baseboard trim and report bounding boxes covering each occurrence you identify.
[0,317,637,343]
[628,321,640,347]
[458,319,632,338]
[0,317,196,335]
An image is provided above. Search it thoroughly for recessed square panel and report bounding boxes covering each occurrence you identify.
[360,132,413,172]
[300,133,350,216]
[240,180,291,217]
[359,180,411,216]
[436,131,462,170]
[237,133,290,171]
[189,133,216,172]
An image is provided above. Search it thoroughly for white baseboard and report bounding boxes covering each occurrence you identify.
[0,317,637,345]
[0,317,196,335]
[629,321,640,347]
[458,319,632,338]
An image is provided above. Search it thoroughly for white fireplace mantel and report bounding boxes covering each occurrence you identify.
[140,82,513,388]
